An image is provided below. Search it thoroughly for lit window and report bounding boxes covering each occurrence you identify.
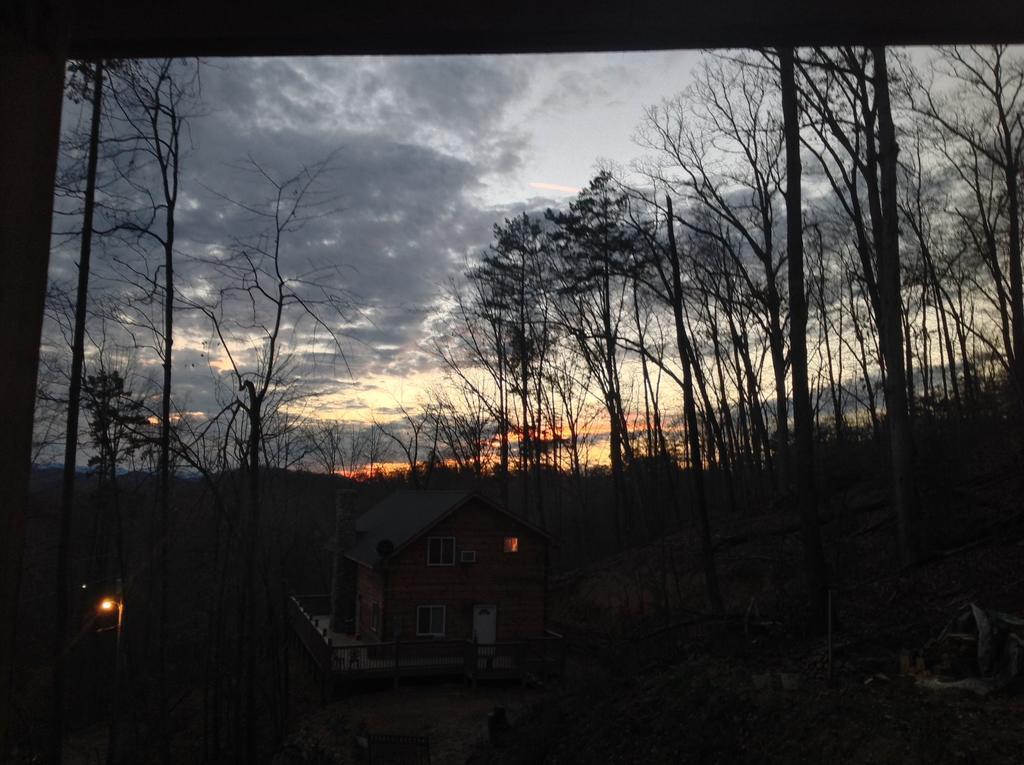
[503,536,519,553]
[427,536,456,565]
[416,605,446,637]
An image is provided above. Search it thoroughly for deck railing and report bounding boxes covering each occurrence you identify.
[289,595,565,682]
[288,594,332,671]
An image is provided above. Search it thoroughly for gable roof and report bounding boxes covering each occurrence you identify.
[346,490,547,567]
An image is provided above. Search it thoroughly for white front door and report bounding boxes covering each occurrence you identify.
[472,604,497,644]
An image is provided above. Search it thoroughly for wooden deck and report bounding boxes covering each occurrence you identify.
[289,594,564,692]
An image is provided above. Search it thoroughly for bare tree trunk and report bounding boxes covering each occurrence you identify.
[533,372,547,529]
[765,296,790,493]
[499,374,510,509]
[779,47,829,624]
[666,195,724,614]
[995,82,1024,404]
[520,340,531,519]
[53,59,104,765]
[814,230,845,441]
[874,46,920,566]
[684,303,736,514]
[723,293,771,478]
[704,299,740,514]
[846,278,881,442]
[1008,187,1024,397]
[244,384,261,764]
[903,306,916,418]
[157,150,175,765]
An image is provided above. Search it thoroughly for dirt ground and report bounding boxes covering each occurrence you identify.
[469,656,1024,765]
[465,456,1024,764]
[276,679,549,764]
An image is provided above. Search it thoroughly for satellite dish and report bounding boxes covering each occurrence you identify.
[376,539,395,558]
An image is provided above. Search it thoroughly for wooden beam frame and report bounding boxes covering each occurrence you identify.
[2,0,1023,755]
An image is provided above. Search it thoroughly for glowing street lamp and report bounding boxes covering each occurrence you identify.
[97,595,124,635]
[97,584,124,764]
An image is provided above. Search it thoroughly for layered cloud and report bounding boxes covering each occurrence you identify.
[43,51,695,432]
[45,55,542,423]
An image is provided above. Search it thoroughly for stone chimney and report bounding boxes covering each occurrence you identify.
[330,489,357,633]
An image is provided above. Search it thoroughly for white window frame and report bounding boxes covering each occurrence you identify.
[426,536,456,566]
[416,605,446,637]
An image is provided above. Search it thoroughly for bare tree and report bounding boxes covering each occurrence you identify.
[797,47,921,565]
[186,153,350,758]
[430,383,496,480]
[436,268,514,506]
[777,46,828,622]
[664,195,724,614]
[375,402,440,489]
[910,46,1024,406]
[101,58,203,760]
[52,59,105,765]
[548,173,639,546]
[638,54,792,495]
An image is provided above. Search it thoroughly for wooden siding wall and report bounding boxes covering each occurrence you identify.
[383,500,547,641]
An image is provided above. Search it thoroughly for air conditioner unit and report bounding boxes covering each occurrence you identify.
[459,549,477,564]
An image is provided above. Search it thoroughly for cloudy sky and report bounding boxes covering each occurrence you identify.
[48,51,702,425]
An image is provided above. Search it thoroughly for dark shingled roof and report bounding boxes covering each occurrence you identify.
[347,490,473,566]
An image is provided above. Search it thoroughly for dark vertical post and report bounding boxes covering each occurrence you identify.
[393,641,400,689]
[0,16,67,760]
[469,639,477,688]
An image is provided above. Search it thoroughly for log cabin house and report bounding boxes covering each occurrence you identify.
[289,490,564,687]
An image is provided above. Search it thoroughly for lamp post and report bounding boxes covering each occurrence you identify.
[98,582,123,765]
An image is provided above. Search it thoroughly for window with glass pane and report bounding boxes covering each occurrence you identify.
[416,605,445,636]
[503,536,519,553]
[427,536,455,565]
